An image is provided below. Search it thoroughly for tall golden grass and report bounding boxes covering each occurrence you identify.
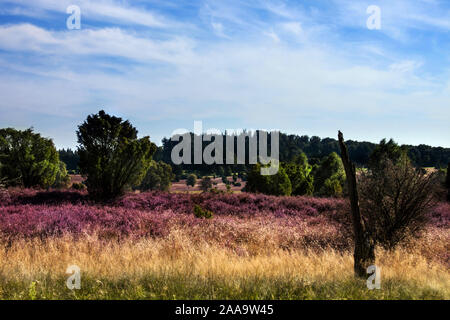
[0,226,448,299]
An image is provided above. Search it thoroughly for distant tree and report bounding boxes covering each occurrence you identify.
[200,177,213,192]
[245,164,292,196]
[58,148,80,173]
[313,152,345,197]
[224,166,233,177]
[0,163,6,189]
[359,153,438,249]
[217,166,225,177]
[368,139,408,171]
[284,153,314,196]
[52,161,71,189]
[0,128,60,188]
[186,174,197,189]
[140,160,175,192]
[222,176,230,185]
[446,162,450,201]
[77,110,156,200]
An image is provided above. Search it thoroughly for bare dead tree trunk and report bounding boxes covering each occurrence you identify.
[338,131,375,277]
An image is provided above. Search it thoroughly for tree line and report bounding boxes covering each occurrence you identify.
[1,110,449,202]
[58,131,450,178]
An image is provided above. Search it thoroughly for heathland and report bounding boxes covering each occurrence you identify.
[0,189,448,300]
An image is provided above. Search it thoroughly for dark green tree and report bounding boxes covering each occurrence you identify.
[140,160,175,192]
[0,128,60,188]
[368,139,408,170]
[186,174,197,189]
[200,177,213,192]
[77,110,156,200]
[446,162,450,201]
[224,166,233,177]
[313,152,345,197]
[284,153,314,196]
[245,164,292,196]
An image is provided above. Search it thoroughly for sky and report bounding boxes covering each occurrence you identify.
[0,0,449,149]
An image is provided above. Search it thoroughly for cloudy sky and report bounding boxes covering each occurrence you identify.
[0,0,449,148]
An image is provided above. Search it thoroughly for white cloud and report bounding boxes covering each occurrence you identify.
[263,30,280,43]
[281,22,303,35]
[389,60,423,73]
[1,1,450,147]
[211,22,230,39]
[0,24,195,64]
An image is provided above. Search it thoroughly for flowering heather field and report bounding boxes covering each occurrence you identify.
[0,189,449,299]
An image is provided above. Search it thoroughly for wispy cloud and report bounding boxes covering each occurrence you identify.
[0,0,449,148]
[0,24,195,64]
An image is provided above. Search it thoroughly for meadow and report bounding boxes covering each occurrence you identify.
[0,189,448,300]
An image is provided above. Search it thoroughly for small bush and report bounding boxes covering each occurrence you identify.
[359,155,438,249]
[186,174,197,188]
[72,182,86,191]
[193,204,214,219]
[200,177,213,192]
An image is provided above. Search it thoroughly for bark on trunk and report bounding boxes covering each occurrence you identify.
[338,131,375,277]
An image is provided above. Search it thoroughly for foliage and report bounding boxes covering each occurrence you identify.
[368,139,408,171]
[245,164,292,196]
[222,176,230,185]
[71,182,86,191]
[58,149,80,173]
[193,204,214,219]
[140,161,175,192]
[359,154,438,249]
[52,161,71,189]
[77,110,156,200]
[200,177,213,192]
[159,132,450,178]
[446,163,450,202]
[312,152,345,197]
[186,174,197,188]
[284,153,314,196]
[0,128,60,188]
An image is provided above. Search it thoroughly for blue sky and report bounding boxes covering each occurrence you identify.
[0,0,449,149]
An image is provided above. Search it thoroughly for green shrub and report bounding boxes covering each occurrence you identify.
[140,161,174,192]
[193,204,214,219]
[72,182,86,191]
[200,177,213,192]
[186,174,197,188]
[52,161,71,189]
[245,164,292,196]
[313,152,345,197]
[0,128,61,188]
